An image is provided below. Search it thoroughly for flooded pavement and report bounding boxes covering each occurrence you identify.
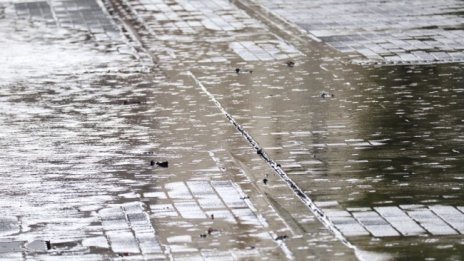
[188,3,464,260]
[196,59,464,260]
[1,0,463,260]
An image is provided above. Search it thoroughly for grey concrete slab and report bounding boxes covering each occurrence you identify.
[256,0,464,64]
[174,201,208,219]
[374,206,426,236]
[374,207,425,236]
[408,209,458,235]
[186,181,216,196]
[352,211,400,237]
[106,230,140,253]
[166,182,193,199]
[330,215,370,237]
[211,181,248,209]
[323,210,370,237]
[0,217,19,236]
[0,241,22,254]
[429,205,464,234]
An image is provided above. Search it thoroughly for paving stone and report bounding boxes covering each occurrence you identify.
[14,1,54,22]
[230,40,301,62]
[166,182,193,199]
[429,205,464,234]
[0,241,22,253]
[374,206,425,236]
[122,202,145,214]
[150,204,179,217]
[144,191,167,199]
[186,181,216,196]
[106,230,140,253]
[0,217,19,236]
[231,208,261,225]
[205,209,234,221]
[98,203,164,257]
[0,252,23,259]
[202,250,235,261]
[25,240,47,252]
[256,0,464,64]
[408,209,458,235]
[137,232,163,254]
[329,215,370,237]
[173,254,203,261]
[196,196,226,209]
[102,218,130,230]
[99,207,124,218]
[10,0,464,258]
[174,201,207,219]
[352,211,400,237]
[211,181,248,209]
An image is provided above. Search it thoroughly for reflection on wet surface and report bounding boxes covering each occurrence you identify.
[195,50,464,259]
[256,0,464,65]
[2,0,464,259]
[0,68,310,259]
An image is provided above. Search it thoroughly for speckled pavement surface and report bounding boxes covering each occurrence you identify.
[255,0,464,65]
[0,0,355,259]
[1,0,464,260]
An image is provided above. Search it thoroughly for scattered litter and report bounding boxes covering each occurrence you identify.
[320,91,334,98]
[235,68,253,74]
[156,161,169,168]
[207,227,219,235]
[151,160,169,167]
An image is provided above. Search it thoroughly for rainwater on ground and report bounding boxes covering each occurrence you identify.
[1,0,464,260]
[193,45,464,260]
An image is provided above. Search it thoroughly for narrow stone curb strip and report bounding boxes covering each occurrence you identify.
[103,0,178,61]
[187,71,356,252]
[232,0,320,43]
[100,0,156,70]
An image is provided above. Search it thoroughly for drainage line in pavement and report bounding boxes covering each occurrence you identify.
[188,71,355,250]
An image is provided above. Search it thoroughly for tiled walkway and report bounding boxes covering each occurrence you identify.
[256,0,464,64]
[317,202,464,238]
[3,0,464,259]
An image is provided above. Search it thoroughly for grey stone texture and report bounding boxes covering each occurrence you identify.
[255,0,464,64]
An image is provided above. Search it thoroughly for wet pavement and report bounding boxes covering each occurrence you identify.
[256,0,464,65]
[1,0,464,260]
